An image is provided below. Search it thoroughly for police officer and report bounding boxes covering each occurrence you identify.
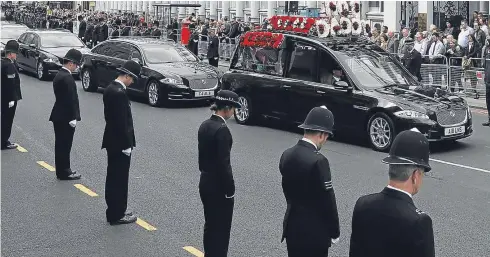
[102,60,141,225]
[207,29,219,67]
[279,106,340,257]
[198,90,241,257]
[349,129,435,257]
[1,40,22,150]
[402,38,423,82]
[49,49,82,180]
[151,20,162,38]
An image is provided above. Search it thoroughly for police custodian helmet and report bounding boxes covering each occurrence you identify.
[298,106,335,136]
[382,129,431,172]
[4,40,19,54]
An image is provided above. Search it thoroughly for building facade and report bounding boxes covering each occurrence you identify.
[94,1,489,31]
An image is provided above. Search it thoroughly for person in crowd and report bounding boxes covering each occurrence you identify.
[207,29,219,67]
[483,38,490,126]
[414,32,428,56]
[280,106,340,257]
[92,18,101,46]
[120,19,131,36]
[198,90,241,257]
[84,18,94,47]
[427,32,445,64]
[349,129,435,257]
[398,28,412,54]
[77,15,86,42]
[386,31,398,53]
[465,34,480,67]
[478,18,488,37]
[444,21,454,38]
[49,49,82,180]
[380,33,388,51]
[99,17,109,43]
[1,40,22,150]
[110,18,121,38]
[446,38,464,66]
[151,20,162,38]
[102,60,141,226]
[458,20,471,49]
[473,22,486,55]
[402,39,422,82]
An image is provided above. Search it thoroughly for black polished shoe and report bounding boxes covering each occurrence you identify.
[483,121,490,126]
[125,210,133,216]
[109,214,137,225]
[57,173,82,180]
[1,142,17,150]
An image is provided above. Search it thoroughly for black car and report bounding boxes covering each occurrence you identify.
[0,23,28,57]
[221,32,473,151]
[80,37,221,107]
[16,29,89,80]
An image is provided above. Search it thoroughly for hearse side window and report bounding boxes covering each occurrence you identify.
[93,43,114,56]
[231,46,286,76]
[111,43,131,60]
[129,46,142,63]
[318,50,348,85]
[286,42,317,82]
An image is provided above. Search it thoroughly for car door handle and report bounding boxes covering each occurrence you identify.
[316,90,326,94]
[282,85,291,89]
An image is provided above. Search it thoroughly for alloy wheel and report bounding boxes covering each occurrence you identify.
[148,82,159,106]
[37,62,43,79]
[369,117,392,149]
[82,70,90,90]
[235,96,249,122]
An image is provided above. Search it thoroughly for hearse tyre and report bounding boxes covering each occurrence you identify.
[367,112,396,152]
[81,69,97,92]
[234,94,254,125]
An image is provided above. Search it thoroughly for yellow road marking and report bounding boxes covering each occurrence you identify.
[15,144,27,152]
[136,218,157,231]
[183,246,204,257]
[36,161,55,172]
[74,184,98,197]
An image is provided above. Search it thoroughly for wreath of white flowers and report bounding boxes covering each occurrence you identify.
[330,17,341,36]
[340,17,352,35]
[351,18,362,36]
[293,18,300,28]
[277,18,283,28]
[316,19,330,37]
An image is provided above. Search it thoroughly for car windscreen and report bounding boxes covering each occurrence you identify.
[40,33,85,48]
[1,28,27,40]
[142,45,198,63]
[335,49,416,88]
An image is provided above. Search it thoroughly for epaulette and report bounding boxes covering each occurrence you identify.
[415,209,425,215]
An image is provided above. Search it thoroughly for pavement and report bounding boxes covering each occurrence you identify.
[2,72,490,257]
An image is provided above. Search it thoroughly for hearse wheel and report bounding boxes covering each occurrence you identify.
[367,112,395,152]
[234,94,255,125]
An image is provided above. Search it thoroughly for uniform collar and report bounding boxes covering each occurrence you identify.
[212,113,226,124]
[114,79,126,90]
[61,66,71,74]
[301,138,317,150]
[386,185,413,199]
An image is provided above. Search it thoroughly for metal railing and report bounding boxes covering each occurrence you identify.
[196,35,239,61]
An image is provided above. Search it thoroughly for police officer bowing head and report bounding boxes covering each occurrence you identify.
[1,40,22,150]
[349,129,435,257]
[298,105,334,150]
[197,90,241,257]
[115,60,140,86]
[280,106,340,257]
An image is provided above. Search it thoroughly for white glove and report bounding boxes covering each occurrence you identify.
[331,238,339,245]
[8,101,14,108]
[122,148,132,156]
[214,57,218,60]
[225,194,234,199]
[69,120,77,128]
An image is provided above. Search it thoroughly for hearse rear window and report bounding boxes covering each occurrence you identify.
[231,46,286,76]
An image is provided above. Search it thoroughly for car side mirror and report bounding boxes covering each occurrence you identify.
[334,81,352,90]
[131,58,142,65]
[29,43,36,48]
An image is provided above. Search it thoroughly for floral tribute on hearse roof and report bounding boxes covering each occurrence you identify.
[240,32,285,48]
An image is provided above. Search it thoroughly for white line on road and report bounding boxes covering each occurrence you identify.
[430,158,490,174]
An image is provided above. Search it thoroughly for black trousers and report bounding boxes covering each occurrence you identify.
[486,85,490,119]
[53,121,75,178]
[286,239,329,257]
[199,182,234,257]
[105,149,131,222]
[1,101,17,146]
[209,58,219,67]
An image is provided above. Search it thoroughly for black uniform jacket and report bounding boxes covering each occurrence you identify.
[198,115,235,197]
[1,58,22,103]
[349,187,435,257]
[207,36,219,59]
[49,68,80,122]
[151,28,162,38]
[102,81,135,150]
[279,140,340,246]
[403,49,423,82]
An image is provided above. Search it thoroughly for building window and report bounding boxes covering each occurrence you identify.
[245,1,250,8]
[230,1,236,8]
[205,1,210,8]
[368,1,382,13]
[260,1,268,9]
[218,1,222,8]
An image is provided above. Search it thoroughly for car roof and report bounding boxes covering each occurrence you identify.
[28,29,72,34]
[108,37,177,47]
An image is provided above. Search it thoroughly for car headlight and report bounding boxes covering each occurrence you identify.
[44,57,61,65]
[160,77,186,87]
[394,110,430,120]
